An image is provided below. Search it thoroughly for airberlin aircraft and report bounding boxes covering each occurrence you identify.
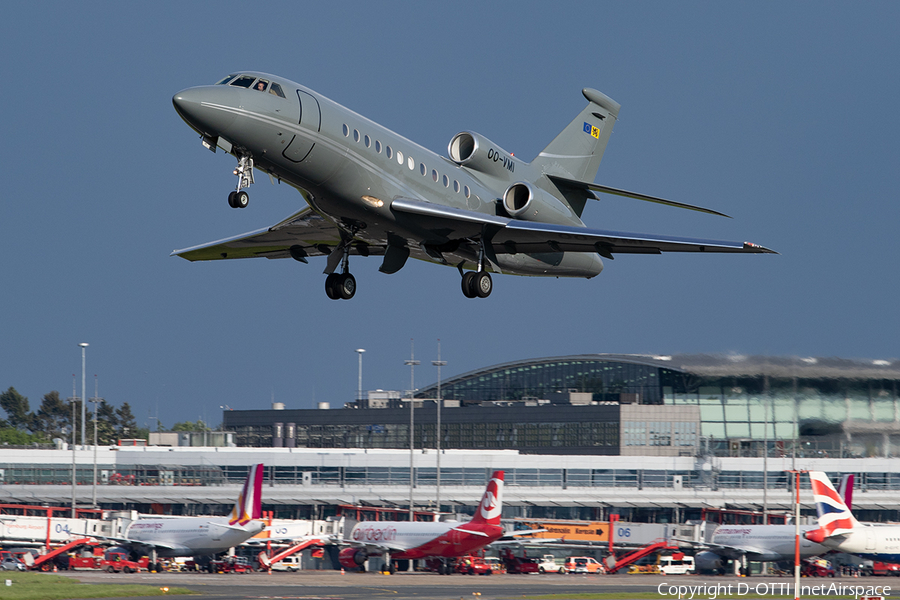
[172,73,773,300]
[339,470,504,573]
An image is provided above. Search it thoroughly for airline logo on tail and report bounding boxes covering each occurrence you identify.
[472,471,504,525]
[809,470,857,537]
[229,463,263,526]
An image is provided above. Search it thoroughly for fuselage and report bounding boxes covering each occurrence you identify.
[125,516,264,558]
[348,519,503,559]
[821,524,900,562]
[710,524,827,561]
[173,72,604,278]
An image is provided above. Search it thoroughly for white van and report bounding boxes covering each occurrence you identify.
[271,555,302,572]
[658,554,695,575]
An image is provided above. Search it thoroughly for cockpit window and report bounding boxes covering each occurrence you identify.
[216,75,237,85]
[254,79,269,92]
[269,82,285,98]
[230,75,257,88]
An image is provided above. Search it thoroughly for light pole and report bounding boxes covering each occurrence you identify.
[68,375,77,518]
[432,340,447,514]
[404,339,420,520]
[79,343,88,450]
[91,375,102,509]
[355,349,366,405]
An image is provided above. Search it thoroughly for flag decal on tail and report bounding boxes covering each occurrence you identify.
[583,122,601,139]
[229,463,264,526]
[809,471,857,537]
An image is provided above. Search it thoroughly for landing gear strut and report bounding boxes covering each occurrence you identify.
[228,154,254,208]
[324,238,356,300]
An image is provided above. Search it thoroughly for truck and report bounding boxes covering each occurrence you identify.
[538,555,566,574]
[861,560,900,576]
[658,553,695,575]
[69,549,148,573]
[564,556,604,574]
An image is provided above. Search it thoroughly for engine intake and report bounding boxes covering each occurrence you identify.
[503,182,533,218]
[448,131,518,179]
[338,547,367,571]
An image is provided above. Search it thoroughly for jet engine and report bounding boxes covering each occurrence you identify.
[694,551,726,574]
[448,131,519,179]
[501,181,580,226]
[338,547,367,571]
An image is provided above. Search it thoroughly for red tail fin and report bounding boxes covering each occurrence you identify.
[469,471,504,526]
[229,463,263,526]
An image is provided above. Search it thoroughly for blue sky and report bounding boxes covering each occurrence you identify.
[2,2,898,429]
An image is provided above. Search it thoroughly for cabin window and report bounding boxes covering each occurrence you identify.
[453,180,460,193]
[216,75,237,85]
[342,124,349,137]
[364,135,371,148]
[442,175,449,188]
[375,140,382,153]
[269,82,285,98]
[432,169,439,183]
[408,157,415,170]
[253,80,269,92]
[420,163,426,176]
[396,151,404,165]
[386,146,393,159]
[353,129,360,143]
[464,185,471,198]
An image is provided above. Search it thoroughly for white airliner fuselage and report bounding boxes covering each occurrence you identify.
[124,517,265,557]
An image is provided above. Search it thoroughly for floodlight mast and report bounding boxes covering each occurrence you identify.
[405,339,420,520]
[432,340,447,513]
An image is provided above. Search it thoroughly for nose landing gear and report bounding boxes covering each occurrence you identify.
[324,238,357,300]
[227,155,254,208]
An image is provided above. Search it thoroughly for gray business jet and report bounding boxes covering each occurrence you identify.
[172,73,774,300]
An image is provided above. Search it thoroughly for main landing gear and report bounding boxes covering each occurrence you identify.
[461,270,492,298]
[227,154,254,208]
[324,238,356,300]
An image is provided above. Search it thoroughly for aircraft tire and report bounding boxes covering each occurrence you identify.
[228,191,237,208]
[325,274,339,299]
[337,273,356,300]
[474,272,492,298]
[461,272,476,298]
[234,191,249,209]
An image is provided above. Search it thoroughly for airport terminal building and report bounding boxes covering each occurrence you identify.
[223,354,900,459]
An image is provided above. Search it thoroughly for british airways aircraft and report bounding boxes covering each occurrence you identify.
[172,73,774,300]
[806,470,900,562]
[102,464,264,568]
[339,470,504,573]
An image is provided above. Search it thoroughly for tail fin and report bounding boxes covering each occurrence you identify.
[229,463,263,526]
[532,88,620,183]
[809,471,858,536]
[839,473,854,511]
[469,471,504,526]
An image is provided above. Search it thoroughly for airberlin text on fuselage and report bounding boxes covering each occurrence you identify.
[352,524,398,542]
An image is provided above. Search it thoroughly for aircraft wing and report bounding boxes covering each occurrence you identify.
[390,198,776,257]
[91,534,182,552]
[172,207,382,262]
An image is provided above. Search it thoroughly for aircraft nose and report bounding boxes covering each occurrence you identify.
[172,86,238,138]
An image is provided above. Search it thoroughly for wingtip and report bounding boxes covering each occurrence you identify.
[743,242,779,254]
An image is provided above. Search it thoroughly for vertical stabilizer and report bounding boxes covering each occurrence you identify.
[809,471,858,536]
[229,463,264,526]
[839,473,854,511]
[468,471,504,526]
[533,88,620,183]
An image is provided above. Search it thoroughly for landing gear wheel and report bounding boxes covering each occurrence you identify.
[337,273,356,300]
[474,271,492,298]
[461,272,477,298]
[228,191,237,208]
[325,273,340,299]
[233,190,249,208]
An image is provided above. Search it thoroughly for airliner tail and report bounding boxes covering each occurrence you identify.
[229,463,264,526]
[468,471,504,526]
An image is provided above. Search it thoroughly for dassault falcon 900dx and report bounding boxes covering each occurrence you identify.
[172,73,774,300]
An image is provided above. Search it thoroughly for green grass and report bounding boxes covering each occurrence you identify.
[0,571,195,600]
[516,595,851,600]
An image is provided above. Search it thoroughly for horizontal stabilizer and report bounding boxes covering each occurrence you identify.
[548,175,731,218]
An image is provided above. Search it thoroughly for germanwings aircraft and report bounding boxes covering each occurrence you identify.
[102,464,264,567]
[339,470,504,573]
[694,474,854,572]
[172,72,774,300]
[806,470,900,561]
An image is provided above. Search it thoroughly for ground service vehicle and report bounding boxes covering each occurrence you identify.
[271,555,302,572]
[565,556,604,574]
[862,561,900,576]
[210,556,255,573]
[802,558,836,578]
[658,553,695,575]
[456,555,493,575]
[538,555,566,574]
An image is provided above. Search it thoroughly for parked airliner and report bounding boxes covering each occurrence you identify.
[102,463,264,567]
[339,470,504,573]
[172,73,773,300]
[806,470,900,561]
